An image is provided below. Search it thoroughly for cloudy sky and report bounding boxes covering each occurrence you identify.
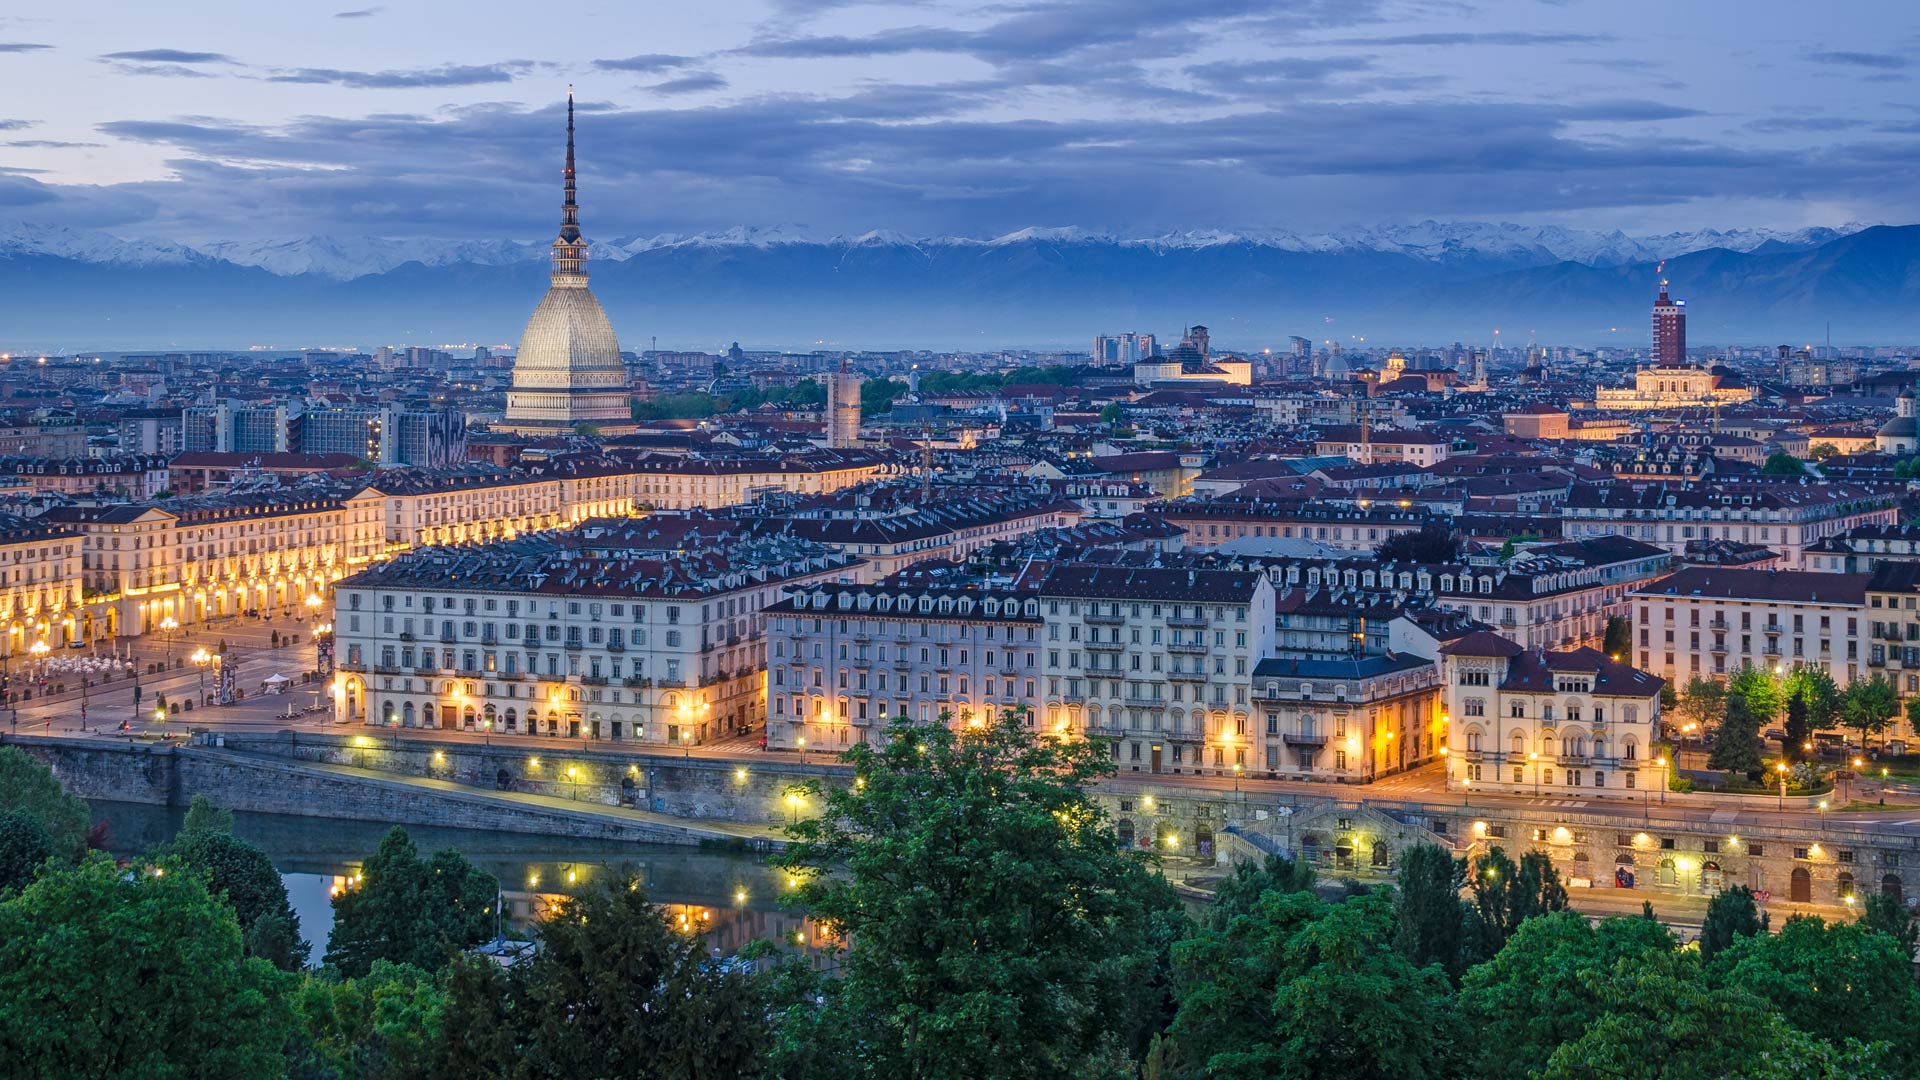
[1,0,1915,244]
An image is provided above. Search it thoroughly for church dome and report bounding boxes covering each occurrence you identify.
[1877,415,1916,439]
[516,286,622,384]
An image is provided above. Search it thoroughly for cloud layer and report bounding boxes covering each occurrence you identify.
[2,0,1917,243]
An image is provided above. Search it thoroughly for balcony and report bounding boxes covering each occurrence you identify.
[1086,641,1124,653]
[1710,641,1728,654]
[564,641,584,651]
[622,676,651,688]
[1167,615,1207,629]
[581,676,609,686]
[1168,641,1207,655]
[1282,732,1329,746]
[1085,612,1123,626]
[1167,670,1207,683]
[398,632,416,643]
[607,643,625,653]
[1558,753,1591,766]
[1763,623,1785,636]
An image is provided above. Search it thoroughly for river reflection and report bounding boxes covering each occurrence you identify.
[90,800,831,967]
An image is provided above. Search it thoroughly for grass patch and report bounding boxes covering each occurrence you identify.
[1833,801,1920,813]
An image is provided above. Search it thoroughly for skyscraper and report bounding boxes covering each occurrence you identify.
[1652,280,1687,366]
[501,94,633,433]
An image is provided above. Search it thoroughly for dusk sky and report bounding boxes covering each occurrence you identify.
[2,0,1916,244]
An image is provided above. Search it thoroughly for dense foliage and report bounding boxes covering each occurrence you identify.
[5,741,1920,1078]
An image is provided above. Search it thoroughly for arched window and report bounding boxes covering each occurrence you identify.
[1838,872,1856,899]
[1371,841,1390,868]
[402,701,415,726]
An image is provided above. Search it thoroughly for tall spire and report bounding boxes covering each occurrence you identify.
[552,88,587,282]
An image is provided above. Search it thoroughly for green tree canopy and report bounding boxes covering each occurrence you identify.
[0,809,54,893]
[1839,674,1901,749]
[324,827,499,978]
[1726,666,1784,724]
[1470,847,1570,953]
[167,824,310,971]
[1458,912,1676,1080]
[287,960,445,1080]
[772,712,1185,1080]
[1708,691,1766,775]
[1602,616,1632,660]
[0,853,293,1077]
[1393,843,1472,980]
[1697,885,1767,962]
[437,874,770,1080]
[1673,678,1726,739]
[0,746,90,858]
[1206,851,1315,930]
[1762,451,1809,476]
[1706,914,1920,1062]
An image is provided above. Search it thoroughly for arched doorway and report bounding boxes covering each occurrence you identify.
[1372,841,1391,869]
[1790,867,1812,903]
[1116,819,1135,848]
[1196,827,1214,859]
[1301,833,1322,863]
[1614,854,1637,889]
[1702,861,1723,892]
[1335,839,1354,870]
[1883,874,1904,902]
[1658,858,1676,887]
[1838,872,1855,900]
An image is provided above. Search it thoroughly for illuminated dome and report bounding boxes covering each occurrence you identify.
[503,93,631,429]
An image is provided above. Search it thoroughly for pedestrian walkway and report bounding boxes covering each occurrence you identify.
[199,745,791,848]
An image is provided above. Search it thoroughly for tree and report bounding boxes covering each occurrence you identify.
[1167,889,1460,1080]
[1707,914,1920,1061]
[1784,695,1811,763]
[1393,843,1471,980]
[1099,402,1128,427]
[1376,522,1461,563]
[1672,678,1726,738]
[1809,442,1841,461]
[1708,691,1765,775]
[0,746,90,858]
[1859,891,1918,958]
[1207,851,1315,929]
[168,824,310,971]
[180,793,236,837]
[1838,674,1901,749]
[772,713,1185,1080]
[1457,913,1676,1080]
[324,827,499,978]
[1468,847,1569,953]
[288,960,446,1080]
[1698,885,1768,962]
[0,853,293,1077]
[1762,451,1809,476]
[1783,666,1838,741]
[437,874,770,1080]
[1538,948,1874,1080]
[0,810,54,893]
[1602,616,1632,660]
[1726,666,1784,727]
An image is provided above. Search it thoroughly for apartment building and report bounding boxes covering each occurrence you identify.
[0,514,83,655]
[1862,562,1920,696]
[627,450,888,510]
[1560,481,1897,570]
[1251,653,1443,782]
[1156,499,1433,553]
[1805,524,1920,573]
[1627,568,1867,688]
[763,578,1042,751]
[1037,565,1276,776]
[333,532,859,746]
[1442,632,1665,796]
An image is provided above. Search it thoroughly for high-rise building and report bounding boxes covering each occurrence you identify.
[826,365,864,448]
[1652,280,1687,366]
[501,94,634,434]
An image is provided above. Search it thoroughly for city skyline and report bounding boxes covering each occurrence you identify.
[0,1,1917,245]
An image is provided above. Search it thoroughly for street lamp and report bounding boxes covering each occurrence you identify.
[159,616,179,667]
[1529,751,1540,796]
[1657,756,1669,804]
[1776,761,1789,811]
[786,790,802,826]
[190,647,211,705]
[305,594,322,623]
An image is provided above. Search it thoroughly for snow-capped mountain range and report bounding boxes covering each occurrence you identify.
[0,219,1868,281]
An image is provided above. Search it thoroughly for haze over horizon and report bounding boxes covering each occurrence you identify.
[2,0,1918,247]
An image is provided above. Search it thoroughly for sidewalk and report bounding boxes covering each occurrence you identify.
[198,745,791,848]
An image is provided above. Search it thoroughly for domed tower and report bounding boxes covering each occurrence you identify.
[1877,386,1919,455]
[503,93,632,431]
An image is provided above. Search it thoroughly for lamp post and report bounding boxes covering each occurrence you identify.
[159,616,178,668]
[1529,751,1540,796]
[1776,761,1789,812]
[304,594,322,624]
[191,648,211,706]
[1658,755,1669,804]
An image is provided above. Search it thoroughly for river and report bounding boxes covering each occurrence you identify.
[89,800,826,966]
